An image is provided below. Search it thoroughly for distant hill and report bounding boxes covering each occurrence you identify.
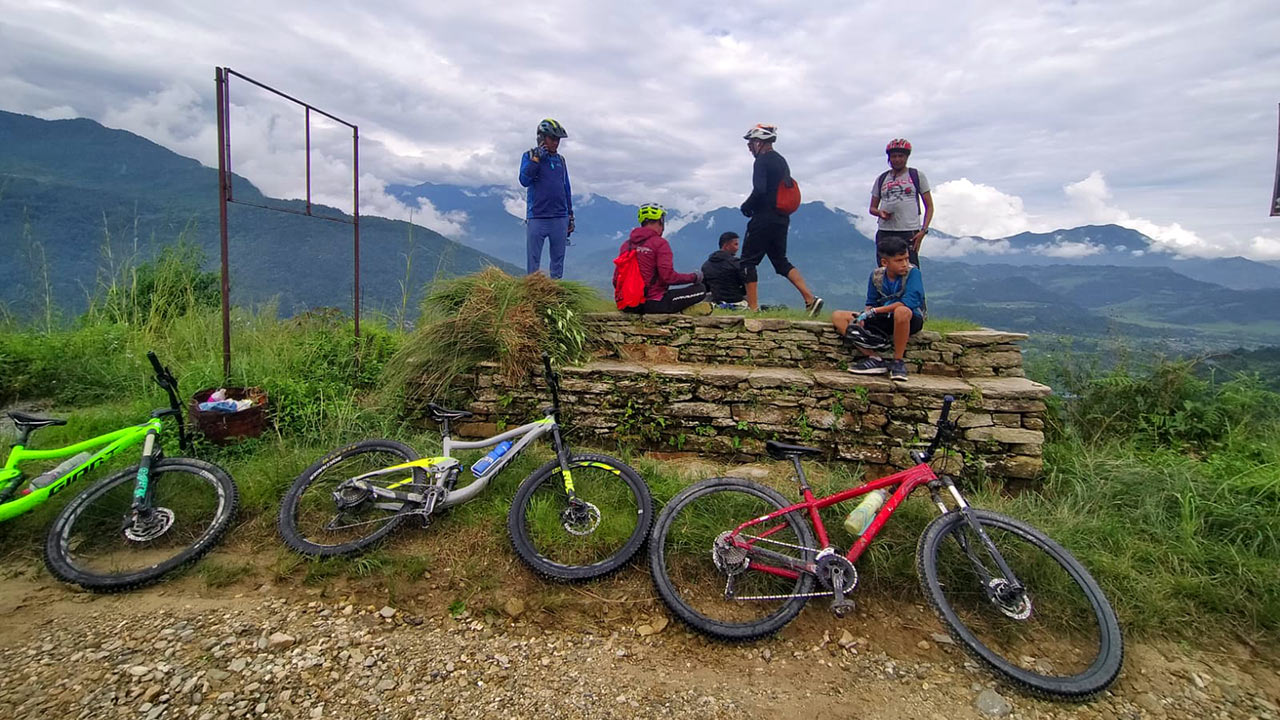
[0,110,516,319]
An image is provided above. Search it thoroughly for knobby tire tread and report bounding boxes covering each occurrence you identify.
[507,453,653,583]
[649,477,816,642]
[277,439,418,558]
[915,509,1123,700]
[44,457,238,593]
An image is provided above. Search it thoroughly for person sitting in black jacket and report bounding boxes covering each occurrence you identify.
[701,232,748,308]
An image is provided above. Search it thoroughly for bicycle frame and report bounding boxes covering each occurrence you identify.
[0,419,161,523]
[732,461,941,581]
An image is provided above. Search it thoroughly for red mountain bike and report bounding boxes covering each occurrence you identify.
[648,396,1122,699]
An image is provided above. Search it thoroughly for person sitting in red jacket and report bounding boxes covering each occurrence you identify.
[615,203,710,314]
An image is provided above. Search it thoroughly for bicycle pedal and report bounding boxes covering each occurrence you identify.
[830,598,856,618]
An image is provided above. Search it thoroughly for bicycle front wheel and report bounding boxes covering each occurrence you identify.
[44,458,238,592]
[507,453,652,582]
[649,478,815,641]
[917,509,1123,699]
[278,439,422,557]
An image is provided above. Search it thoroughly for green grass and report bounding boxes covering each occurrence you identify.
[2,248,1278,640]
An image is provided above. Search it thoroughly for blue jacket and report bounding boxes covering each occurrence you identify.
[866,266,925,319]
[518,149,573,219]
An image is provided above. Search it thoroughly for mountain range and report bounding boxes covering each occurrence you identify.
[3,110,1278,348]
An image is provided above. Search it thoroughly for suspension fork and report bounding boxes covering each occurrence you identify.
[549,423,578,501]
[131,427,161,514]
[939,477,1024,596]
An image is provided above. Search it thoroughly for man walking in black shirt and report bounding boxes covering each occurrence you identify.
[740,124,822,316]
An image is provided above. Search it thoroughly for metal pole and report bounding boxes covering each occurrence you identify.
[305,106,312,216]
[1272,103,1280,217]
[353,125,361,337]
[215,67,232,379]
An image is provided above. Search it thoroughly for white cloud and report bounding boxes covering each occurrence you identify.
[32,104,77,120]
[1030,239,1106,258]
[2,1,1280,259]
[924,235,1013,258]
[930,178,1043,238]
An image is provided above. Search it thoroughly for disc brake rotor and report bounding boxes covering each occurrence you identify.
[988,578,1033,620]
[124,508,175,542]
[561,500,601,536]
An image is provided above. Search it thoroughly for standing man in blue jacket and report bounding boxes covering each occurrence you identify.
[519,118,574,279]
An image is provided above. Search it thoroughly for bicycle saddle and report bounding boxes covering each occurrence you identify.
[6,411,68,431]
[765,440,823,460]
[427,403,474,422]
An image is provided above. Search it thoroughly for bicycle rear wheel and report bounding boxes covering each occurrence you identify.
[917,509,1123,699]
[44,457,237,592]
[507,453,652,581]
[649,478,815,641]
[278,439,421,557]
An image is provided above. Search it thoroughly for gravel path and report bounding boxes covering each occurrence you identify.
[0,575,1276,720]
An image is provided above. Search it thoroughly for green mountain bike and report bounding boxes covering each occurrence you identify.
[278,353,653,582]
[0,352,238,592]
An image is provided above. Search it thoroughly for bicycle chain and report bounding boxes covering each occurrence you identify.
[721,533,836,602]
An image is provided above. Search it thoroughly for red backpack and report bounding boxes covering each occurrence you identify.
[613,248,645,310]
[776,176,801,215]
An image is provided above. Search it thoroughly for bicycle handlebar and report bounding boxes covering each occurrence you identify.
[541,352,562,418]
[146,351,189,451]
[919,394,956,464]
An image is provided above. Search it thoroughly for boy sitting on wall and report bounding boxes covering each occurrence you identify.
[830,236,925,383]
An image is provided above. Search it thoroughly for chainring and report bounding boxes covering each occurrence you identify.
[815,553,858,595]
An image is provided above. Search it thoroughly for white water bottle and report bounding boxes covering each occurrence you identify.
[25,452,92,493]
[843,489,889,537]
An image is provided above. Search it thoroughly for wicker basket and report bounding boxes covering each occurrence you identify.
[189,387,270,446]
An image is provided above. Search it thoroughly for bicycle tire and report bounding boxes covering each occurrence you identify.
[278,439,421,557]
[44,457,238,592]
[917,508,1123,699]
[649,478,816,641]
[507,453,653,582]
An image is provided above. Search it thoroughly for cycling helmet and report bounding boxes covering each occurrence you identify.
[637,203,666,224]
[537,118,568,139]
[885,138,912,155]
[743,124,778,142]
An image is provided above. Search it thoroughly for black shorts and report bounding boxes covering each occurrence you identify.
[620,283,708,314]
[875,229,920,267]
[741,217,794,282]
[864,312,924,338]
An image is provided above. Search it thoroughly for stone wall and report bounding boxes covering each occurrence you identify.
[455,358,1051,481]
[586,313,1028,378]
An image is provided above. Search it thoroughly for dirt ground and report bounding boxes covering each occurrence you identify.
[0,548,1276,720]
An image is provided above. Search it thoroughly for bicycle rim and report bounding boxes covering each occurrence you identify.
[48,459,235,590]
[919,510,1122,698]
[651,479,815,640]
[281,440,419,556]
[509,454,651,581]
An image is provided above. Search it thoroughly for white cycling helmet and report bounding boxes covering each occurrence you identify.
[743,124,778,142]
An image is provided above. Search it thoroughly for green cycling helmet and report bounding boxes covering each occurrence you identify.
[537,118,568,139]
[637,203,666,224]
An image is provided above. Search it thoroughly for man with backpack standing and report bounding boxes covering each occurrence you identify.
[740,124,823,316]
[870,138,934,267]
[519,118,574,279]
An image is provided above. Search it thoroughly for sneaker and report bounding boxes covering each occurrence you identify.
[889,359,908,383]
[682,301,713,317]
[848,357,888,375]
[805,297,825,317]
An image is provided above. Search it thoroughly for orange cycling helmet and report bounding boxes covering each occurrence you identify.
[886,138,912,155]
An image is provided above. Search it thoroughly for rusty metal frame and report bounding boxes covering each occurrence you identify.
[214,67,361,378]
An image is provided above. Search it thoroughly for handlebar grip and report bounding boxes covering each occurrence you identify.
[147,351,165,376]
[939,395,955,424]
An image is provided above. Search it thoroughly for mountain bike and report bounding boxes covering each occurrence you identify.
[278,353,654,582]
[648,396,1123,699]
[0,352,239,592]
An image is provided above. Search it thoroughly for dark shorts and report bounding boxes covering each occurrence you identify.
[875,229,920,267]
[864,312,924,338]
[741,217,794,283]
[621,283,708,315]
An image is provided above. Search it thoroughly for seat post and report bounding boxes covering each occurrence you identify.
[791,456,810,492]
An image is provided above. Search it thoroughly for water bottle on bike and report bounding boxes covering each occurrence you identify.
[842,488,888,536]
[471,441,512,477]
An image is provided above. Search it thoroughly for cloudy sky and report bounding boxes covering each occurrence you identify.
[3,1,1280,259]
